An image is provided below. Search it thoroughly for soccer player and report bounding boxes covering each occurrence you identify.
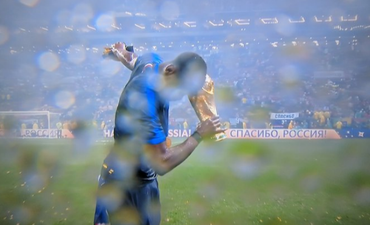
[94,42,224,225]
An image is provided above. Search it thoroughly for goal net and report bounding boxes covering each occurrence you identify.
[0,111,63,138]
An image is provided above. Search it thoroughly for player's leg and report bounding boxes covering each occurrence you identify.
[95,160,143,225]
[93,176,110,225]
[94,177,138,225]
[108,179,161,225]
[133,179,161,225]
[145,178,161,225]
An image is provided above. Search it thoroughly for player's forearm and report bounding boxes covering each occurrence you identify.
[156,136,200,175]
[120,53,138,71]
[111,48,138,71]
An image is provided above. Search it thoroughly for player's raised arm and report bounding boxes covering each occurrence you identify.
[144,116,225,176]
[103,42,138,71]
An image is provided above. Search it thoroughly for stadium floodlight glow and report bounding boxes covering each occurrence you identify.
[226,20,233,26]
[314,16,322,22]
[208,20,224,26]
[159,23,171,28]
[289,16,305,23]
[173,22,180,27]
[235,19,250,25]
[135,12,146,17]
[115,11,133,17]
[314,16,332,22]
[334,25,342,30]
[134,24,145,29]
[350,25,364,30]
[111,24,120,30]
[341,15,358,22]
[261,18,278,24]
[87,25,96,30]
[184,21,196,27]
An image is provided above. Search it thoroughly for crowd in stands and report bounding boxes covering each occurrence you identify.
[1,38,370,133]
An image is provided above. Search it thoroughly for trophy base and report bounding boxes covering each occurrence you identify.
[166,137,172,148]
[212,132,227,142]
[102,48,116,59]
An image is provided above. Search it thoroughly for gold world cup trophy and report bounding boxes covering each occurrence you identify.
[188,74,227,142]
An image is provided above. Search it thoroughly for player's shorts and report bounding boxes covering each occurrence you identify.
[93,174,161,225]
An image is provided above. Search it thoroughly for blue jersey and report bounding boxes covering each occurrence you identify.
[112,53,168,180]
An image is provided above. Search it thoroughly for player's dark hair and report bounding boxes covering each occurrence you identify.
[173,52,207,94]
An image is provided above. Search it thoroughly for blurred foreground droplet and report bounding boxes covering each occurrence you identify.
[99,60,121,76]
[354,187,370,205]
[38,52,60,72]
[230,157,262,179]
[0,25,9,45]
[160,1,180,20]
[19,0,40,7]
[13,206,34,223]
[278,64,301,87]
[24,173,46,193]
[98,183,123,212]
[275,14,295,36]
[71,3,94,25]
[95,14,116,32]
[54,90,75,109]
[66,45,86,64]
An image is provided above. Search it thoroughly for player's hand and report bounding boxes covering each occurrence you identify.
[110,42,133,62]
[196,116,226,139]
[112,42,126,51]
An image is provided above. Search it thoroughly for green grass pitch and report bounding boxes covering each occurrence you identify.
[1,138,370,225]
